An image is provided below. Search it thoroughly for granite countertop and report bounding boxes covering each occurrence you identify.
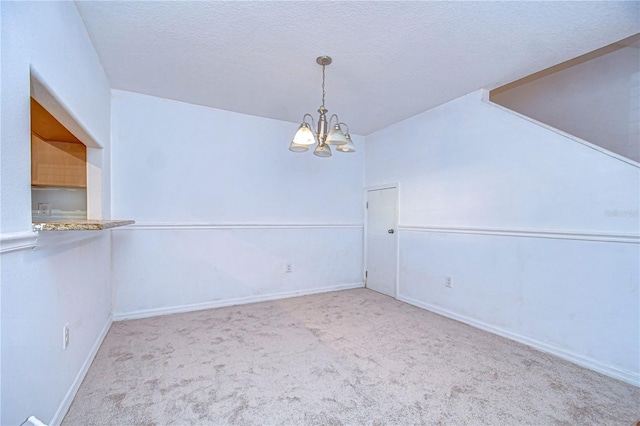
[33,220,135,231]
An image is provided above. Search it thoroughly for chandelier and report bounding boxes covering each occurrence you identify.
[288,56,355,157]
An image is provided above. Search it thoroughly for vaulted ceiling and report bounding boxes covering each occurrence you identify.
[76,1,639,135]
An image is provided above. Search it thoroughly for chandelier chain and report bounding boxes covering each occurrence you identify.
[321,64,326,108]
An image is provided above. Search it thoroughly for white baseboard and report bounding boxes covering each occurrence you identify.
[113,282,365,321]
[397,295,640,388]
[50,315,113,426]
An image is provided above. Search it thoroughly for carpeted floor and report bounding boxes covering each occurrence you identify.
[63,289,639,425]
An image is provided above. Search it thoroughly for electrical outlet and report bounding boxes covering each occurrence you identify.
[37,203,51,216]
[445,276,452,288]
[63,324,69,350]
[285,263,292,273]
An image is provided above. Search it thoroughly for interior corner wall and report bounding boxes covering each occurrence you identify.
[491,45,640,163]
[1,3,113,425]
[365,90,640,385]
[109,90,365,318]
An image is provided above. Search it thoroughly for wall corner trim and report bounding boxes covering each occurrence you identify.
[113,282,364,321]
[50,315,113,426]
[0,231,39,254]
[397,295,640,388]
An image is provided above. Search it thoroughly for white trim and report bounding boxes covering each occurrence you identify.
[399,225,640,244]
[363,192,369,286]
[31,68,102,149]
[480,96,640,168]
[0,231,38,254]
[114,223,363,231]
[50,315,113,426]
[395,190,400,298]
[365,183,400,192]
[397,295,639,387]
[364,184,400,298]
[113,282,364,321]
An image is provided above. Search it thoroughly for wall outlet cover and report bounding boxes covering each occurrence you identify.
[38,203,51,216]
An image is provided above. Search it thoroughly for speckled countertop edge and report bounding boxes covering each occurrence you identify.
[33,220,135,231]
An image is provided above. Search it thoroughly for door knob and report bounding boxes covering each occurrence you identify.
[388,229,395,234]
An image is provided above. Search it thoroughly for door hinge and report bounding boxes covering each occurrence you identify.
[366,202,368,209]
[365,271,368,278]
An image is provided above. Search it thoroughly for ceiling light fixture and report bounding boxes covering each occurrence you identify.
[289,56,355,157]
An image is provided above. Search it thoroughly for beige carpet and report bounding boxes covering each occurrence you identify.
[63,289,639,425]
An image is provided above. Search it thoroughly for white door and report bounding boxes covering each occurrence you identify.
[366,187,398,297]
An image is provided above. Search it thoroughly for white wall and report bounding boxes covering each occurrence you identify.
[1,235,112,424]
[366,90,640,385]
[491,44,640,163]
[1,2,113,424]
[110,91,365,318]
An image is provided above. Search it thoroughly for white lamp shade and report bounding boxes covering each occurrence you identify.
[292,123,316,146]
[326,124,348,145]
[336,133,356,152]
[289,141,309,152]
[313,143,332,157]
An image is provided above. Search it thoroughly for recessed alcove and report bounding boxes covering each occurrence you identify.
[30,70,105,222]
[31,97,88,221]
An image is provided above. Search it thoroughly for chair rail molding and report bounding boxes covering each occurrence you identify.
[113,222,364,231]
[399,225,640,244]
[0,231,39,254]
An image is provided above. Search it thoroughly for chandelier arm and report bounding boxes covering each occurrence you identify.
[338,122,350,134]
[328,114,340,128]
[302,113,316,130]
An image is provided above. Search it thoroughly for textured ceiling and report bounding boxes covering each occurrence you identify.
[76,1,639,135]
